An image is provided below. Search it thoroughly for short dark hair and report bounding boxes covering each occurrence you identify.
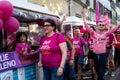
[16,32,28,43]
[44,18,57,32]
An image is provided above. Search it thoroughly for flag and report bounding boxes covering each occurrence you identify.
[64,35,73,49]
[95,0,100,23]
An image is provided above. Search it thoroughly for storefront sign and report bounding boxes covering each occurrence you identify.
[0,51,39,73]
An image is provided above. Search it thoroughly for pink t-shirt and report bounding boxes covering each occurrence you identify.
[72,37,85,56]
[107,33,114,44]
[40,33,65,67]
[15,43,31,54]
[88,38,93,50]
[92,32,107,54]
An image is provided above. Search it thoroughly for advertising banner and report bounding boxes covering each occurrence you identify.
[0,51,39,73]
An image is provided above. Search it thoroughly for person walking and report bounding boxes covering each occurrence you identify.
[38,19,67,80]
[82,13,120,80]
[72,26,85,80]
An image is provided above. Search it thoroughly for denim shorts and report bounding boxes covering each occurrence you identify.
[77,56,84,67]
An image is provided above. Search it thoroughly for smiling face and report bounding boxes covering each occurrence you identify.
[97,21,105,31]
[73,26,81,37]
[20,34,27,43]
[43,22,54,34]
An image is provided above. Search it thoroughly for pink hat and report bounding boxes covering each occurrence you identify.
[95,0,110,27]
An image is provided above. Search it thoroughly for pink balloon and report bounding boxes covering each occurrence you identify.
[4,17,19,33]
[0,18,3,30]
[0,0,13,20]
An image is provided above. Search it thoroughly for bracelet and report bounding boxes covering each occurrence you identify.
[59,66,64,69]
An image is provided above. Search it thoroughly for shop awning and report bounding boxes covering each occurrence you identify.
[13,8,59,23]
[9,0,59,23]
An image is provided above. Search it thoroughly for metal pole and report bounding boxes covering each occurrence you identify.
[68,0,71,16]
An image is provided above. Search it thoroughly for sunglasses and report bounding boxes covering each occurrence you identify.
[104,29,108,31]
[73,27,79,29]
[98,24,105,26]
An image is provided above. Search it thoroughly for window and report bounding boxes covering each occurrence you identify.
[86,0,90,6]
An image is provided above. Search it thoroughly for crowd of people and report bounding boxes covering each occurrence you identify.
[36,15,120,80]
[6,14,120,80]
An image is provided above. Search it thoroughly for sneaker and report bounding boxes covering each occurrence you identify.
[104,71,109,75]
[111,72,115,77]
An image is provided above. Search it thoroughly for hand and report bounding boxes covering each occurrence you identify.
[21,48,26,53]
[81,10,86,17]
[62,15,66,21]
[81,10,86,22]
[69,59,74,66]
[38,61,42,68]
[56,67,63,76]
[30,50,35,54]
[84,50,89,56]
[22,48,25,51]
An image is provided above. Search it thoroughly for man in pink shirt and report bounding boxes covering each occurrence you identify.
[72,26,85,80]
[83,16,120,80]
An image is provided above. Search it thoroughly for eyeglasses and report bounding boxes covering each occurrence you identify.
[98,24,105,26]
[43,24,51,27]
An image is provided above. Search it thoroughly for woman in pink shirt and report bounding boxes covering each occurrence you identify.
[38,19,67,80]
[15,32,33,64]
[15,32,31,54]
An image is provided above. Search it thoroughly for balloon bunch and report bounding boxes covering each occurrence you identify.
[0,0,19,33]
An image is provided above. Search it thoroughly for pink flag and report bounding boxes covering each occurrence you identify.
[95,0,100,23]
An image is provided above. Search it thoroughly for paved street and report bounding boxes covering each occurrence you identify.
[82,66,120,80]
[104,66,120,80]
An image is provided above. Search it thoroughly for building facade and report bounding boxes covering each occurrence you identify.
[71,0,95,21]
[28,0,68,15]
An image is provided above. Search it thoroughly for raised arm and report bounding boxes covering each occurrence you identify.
[107,24,120,34]
[83,16,94,34]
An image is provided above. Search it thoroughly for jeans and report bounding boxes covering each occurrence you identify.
[43,66,64,80]
[114,48,120,65]
[63,63,76,80]
[94,53,107,80]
